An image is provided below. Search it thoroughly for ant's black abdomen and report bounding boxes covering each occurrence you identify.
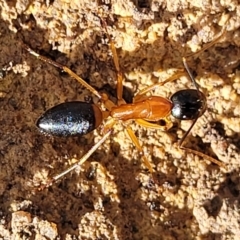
[171,89,207,120]
[37,101,103,137]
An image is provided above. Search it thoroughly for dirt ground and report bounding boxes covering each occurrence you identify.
[0,0,240,239]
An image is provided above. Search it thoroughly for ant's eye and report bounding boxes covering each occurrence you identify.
[158,119,167,126]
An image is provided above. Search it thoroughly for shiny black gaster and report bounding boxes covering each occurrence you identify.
[37,101,97,137]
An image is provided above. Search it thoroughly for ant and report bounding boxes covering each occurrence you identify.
[24,18,227,188]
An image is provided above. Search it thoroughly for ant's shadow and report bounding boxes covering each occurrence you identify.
[29,147,195,238]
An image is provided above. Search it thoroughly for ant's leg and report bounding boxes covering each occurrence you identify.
[125,126,153,173]
[177,117,227,169]
[135,118,173,131]
[182,57,200,90]
[179,17,229,169]
[39,129,112,189]
[134,16,230,101]
[23,44,102,100]
[100,19,124,104]
[134,71,186,102]
[23,44,116,111]
[134,16,229,101]
[101,117,116,135]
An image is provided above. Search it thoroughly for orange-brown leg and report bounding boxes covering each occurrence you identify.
[23,44,116,112]
[125,125,153,173]
[135,119,173,131]
[24,44,119,189]
[127,71,186,173]
[23,44,102,99]
[134,16,230,102]
[38,129,112,189]
[100,19,156,173]
[100,19,125,105]
[101,117,117,135]
[134,71,186,102]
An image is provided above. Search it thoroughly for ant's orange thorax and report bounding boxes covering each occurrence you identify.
[111,96,173,121]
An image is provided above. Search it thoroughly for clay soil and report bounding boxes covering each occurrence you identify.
[0,0,240,239]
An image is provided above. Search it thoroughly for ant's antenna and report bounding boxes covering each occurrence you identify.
[182,57,200,92]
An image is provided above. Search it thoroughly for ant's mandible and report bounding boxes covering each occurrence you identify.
[24,18,227,188]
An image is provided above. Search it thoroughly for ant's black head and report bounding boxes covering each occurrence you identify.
[170,89,207,120]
